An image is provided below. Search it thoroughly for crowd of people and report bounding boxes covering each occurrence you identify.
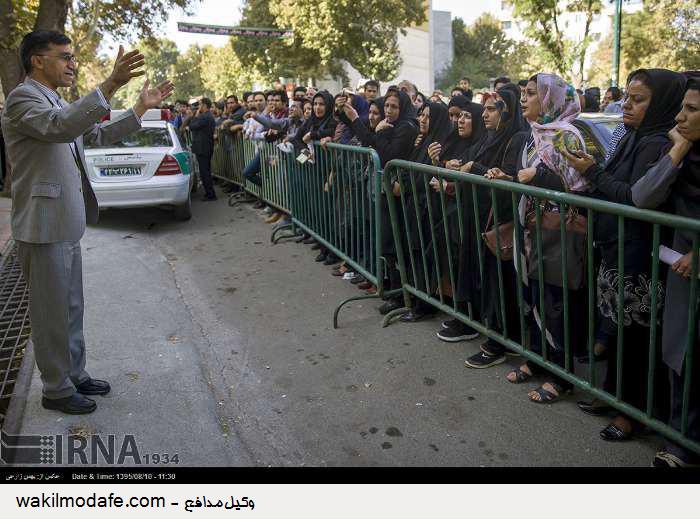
[172,68,699,467]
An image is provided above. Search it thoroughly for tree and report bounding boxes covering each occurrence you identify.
[199,43,263,100]
[436,15,540,91]
[507,0,602,83]
[586,0,699,88]
[270,0,426,81]
[0,0,194,98]
[232,0,343,85]
[233,0,425,83]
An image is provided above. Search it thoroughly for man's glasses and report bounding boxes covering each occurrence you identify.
[36,53,78,64]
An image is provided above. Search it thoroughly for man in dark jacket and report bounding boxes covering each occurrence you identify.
[184,97,217,201]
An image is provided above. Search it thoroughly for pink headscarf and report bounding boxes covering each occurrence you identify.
[530,73,590,192]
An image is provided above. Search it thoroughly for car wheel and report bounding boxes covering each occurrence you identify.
[174,191,192,221]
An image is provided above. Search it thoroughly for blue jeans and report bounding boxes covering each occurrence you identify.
[243,151,262,186]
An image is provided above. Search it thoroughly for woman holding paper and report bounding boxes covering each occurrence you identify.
[563,68,687,442]
[629,77,700,466]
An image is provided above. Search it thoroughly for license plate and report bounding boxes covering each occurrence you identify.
[99,166,141,177]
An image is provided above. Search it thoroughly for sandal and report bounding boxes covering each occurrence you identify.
[506,364,533,384]
[653,451,700,468]
[528,382,567,404]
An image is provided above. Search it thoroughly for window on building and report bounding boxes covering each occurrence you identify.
[501,20,512,30]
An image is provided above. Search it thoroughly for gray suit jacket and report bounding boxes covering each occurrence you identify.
[1,80,141,243]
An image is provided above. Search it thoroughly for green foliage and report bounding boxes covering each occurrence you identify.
[586,0,699,88]
[436,14,540,91]
[234,0,426,83]
[270,0,426,81]
[110,38,263,108]
[506,0,602,82]
[232,0,341,84]
[199,42,264,100]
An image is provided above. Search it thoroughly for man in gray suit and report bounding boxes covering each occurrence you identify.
[1,31,174,414]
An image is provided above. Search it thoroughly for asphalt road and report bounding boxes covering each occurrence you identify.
[18,188,661,466]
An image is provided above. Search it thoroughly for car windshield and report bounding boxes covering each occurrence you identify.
[85,127,172,149]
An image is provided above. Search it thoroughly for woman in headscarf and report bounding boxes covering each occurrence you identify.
[495,73,591,403]
[414,92,427,113]
[393,101,453,320]
[425,100,489,341]
[290,91,337,260]
[462,85,531,369]
[564,68,686,441]
[341,90,419,314]
[626,77,700,465]
[291,90,336,154]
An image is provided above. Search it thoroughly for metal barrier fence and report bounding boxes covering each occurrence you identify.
[283,143,393,327]
[382,159,700,455]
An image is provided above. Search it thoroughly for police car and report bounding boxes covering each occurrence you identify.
[84,109,198,221]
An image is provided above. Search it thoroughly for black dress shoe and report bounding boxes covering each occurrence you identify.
[302,237,316,245]
[600,423,633,442]
[42,393,96,415]
[315,252,328,262]
[76,378,111,396]
[577,399,613,416]
[323,255,341,266]
[311,243,321,250]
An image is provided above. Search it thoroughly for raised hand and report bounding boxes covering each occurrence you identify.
[342,102,359,122]
[108,46,145,89]
[134,79,175,116]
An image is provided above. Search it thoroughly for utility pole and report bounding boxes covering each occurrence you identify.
[611,0,623,86]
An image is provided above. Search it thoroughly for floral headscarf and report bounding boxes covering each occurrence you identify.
[530,73,589,192]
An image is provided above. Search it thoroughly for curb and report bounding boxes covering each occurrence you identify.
[1,340,34,435]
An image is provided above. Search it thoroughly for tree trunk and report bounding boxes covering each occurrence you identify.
[33,0,70,32]
[0,0,23,98]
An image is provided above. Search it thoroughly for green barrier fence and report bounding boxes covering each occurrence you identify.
[382,159,700,455]
[279,142,394,327]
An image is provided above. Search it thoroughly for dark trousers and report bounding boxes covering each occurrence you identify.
[243,152,262,186]
[196,152,214,197]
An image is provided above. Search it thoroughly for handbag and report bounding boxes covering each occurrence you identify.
[524,199,587,289]
[482,208,515,261]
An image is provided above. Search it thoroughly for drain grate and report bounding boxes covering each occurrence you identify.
[0,241,31,429]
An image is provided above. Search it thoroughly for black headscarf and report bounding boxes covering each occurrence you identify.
[595,69,686,246]
[388,89,418,125]
[304,90,334,132]
[473,84,527,168]
[606,69,686,172]
[292,90,335,152]
[441,98,486,162]
[630,68,687,139]
[369,97,385,123]
[409,101,452,165]
[673,78,700,207]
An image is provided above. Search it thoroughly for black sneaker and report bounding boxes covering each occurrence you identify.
[441,318,460,329]
[436,322,480,342]
[481,340,519,357]
[465,351,506,369]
